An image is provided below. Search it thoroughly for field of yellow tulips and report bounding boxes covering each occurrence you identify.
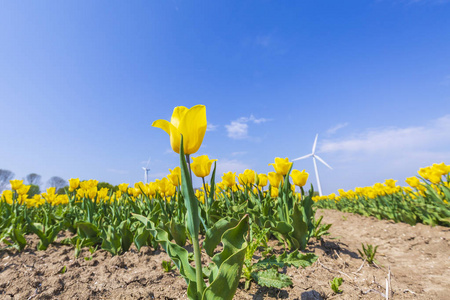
[2,105,449,300]
[313,163,450,227]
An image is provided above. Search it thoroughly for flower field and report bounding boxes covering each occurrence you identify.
[313,163,450,227]
[1,105,449,299]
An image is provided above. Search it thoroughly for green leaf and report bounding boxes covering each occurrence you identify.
[12,228,27,251]
[150,227,197,284]
[330,277,343,294]
[179,136,200,240]
[134,226,151,251]
[202,215,249,300]
[203,218,239,257]
[170,218,187,247]
[251,268,292,289]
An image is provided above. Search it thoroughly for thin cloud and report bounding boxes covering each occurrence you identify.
[107,168,129,175]
[225,114,270,139]
[216,159,251,176]
[207,123,219,132]
[231,151,247,156]
[326,122,349,135]
[321,115,450,154]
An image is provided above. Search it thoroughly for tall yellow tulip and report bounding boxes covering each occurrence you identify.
[221,172,236,188]
[290,169,309,187]
[152,105,207,154]
[191,155,217,178]
[168,167,182,186]
[269,157,292,176]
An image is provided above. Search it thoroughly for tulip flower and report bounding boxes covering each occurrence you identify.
[152,105,207,155]
[191,155,217,178]
[221,172,236,188]
[168,167,182,186]
[269,157,292,176]
[405,176,420,188]
[118,183,129,193]
[290,169,309,187]
[258,173,268,188]
[69,178,80,192]
[268,172,283,188]
[10,179,24,191]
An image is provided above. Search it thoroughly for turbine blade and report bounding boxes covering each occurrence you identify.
[292,153,313,161]
[146,156,151,168]
[312,134,318,153]
[314,155,333,170]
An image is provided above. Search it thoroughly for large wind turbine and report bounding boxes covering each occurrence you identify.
[293,134,332,196]
[142,157,151,184]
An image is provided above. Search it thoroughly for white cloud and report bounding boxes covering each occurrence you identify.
[107,168,129,175]
[225,121,248,139]
[216,159,251,176]
[326,122,349,135]
[315,115,450,194]
[207,123,218,132]
[320,115,450,155]
[231,151,247,156]
[225,114,270,139]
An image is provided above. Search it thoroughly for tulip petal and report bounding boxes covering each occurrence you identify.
[171,106,189,129]
[179,105,207,154]
[152,119,182,153]
[152,119,172,135]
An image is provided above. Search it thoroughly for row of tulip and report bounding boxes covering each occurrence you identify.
[0,104,325,300]
[313,163,450,226]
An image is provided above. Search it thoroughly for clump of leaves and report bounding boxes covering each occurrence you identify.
[330,277,343,294]
[242,227,318,290]
[358,243,379,265]
[161,260,176,272]
[311,215,332,240]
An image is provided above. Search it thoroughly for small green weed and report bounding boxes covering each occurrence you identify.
[358,243,379,265]
[330,277,343,294]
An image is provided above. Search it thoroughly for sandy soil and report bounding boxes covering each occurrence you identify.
[1,209,449,299]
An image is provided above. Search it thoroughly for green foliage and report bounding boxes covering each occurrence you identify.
[252,268,292,289]
[330,277,343,294]
[162,260,176,272]
[358,243,379,265]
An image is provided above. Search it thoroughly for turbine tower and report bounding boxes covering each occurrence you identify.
[292,134,332,196]
[142,157,151,184]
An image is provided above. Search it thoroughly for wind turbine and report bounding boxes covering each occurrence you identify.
[142,157,151,184]
[293,134,332,196]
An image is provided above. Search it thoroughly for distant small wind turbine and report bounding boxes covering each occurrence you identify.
[142,157,151,184]
[292,134,332,196]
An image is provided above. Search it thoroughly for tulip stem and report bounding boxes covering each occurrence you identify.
[185,154,193,181]
[202,177,209,224]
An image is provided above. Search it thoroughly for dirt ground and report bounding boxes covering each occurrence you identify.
[1,209,449,299]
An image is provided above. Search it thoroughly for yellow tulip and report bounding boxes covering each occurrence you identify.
[405,176,420,188]
[258,174,268,188]
[69,178,80,192]
[269,157,292,176]
[10,179,24,191]
[168,167,182,186]
[118,183,129,193]
[290,169,309,187]
[384,179,397,188]
[191,155,217,178]
[152,105,207,154]
[268,172,283,188]
[221,172,236,188]
[270,187,279,198]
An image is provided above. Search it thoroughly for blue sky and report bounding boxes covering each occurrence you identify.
[1,0,450,194]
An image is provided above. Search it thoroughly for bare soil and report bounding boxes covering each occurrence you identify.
[1,209,449,299]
